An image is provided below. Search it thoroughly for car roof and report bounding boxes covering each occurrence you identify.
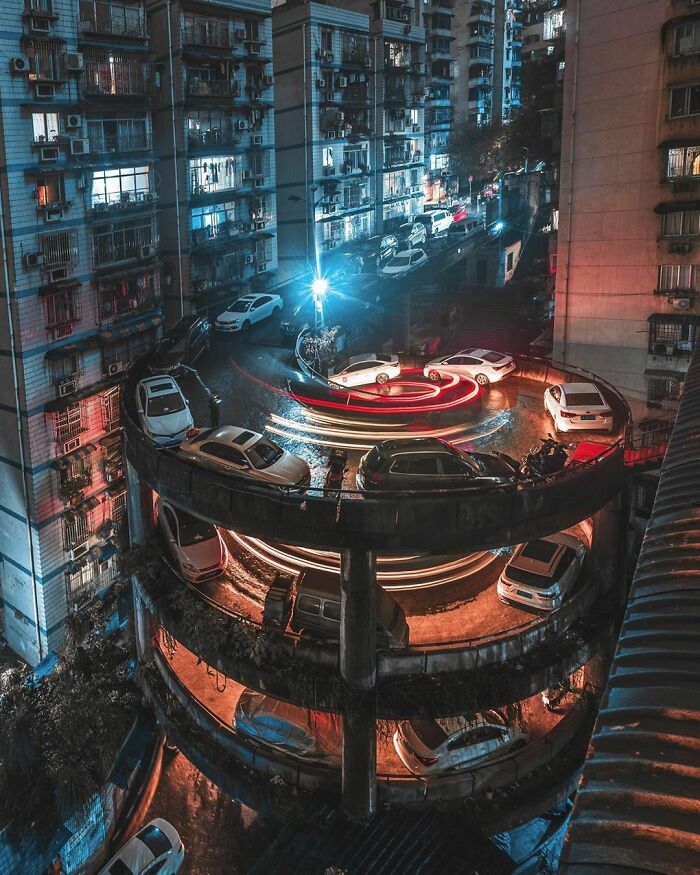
[346,353,380,365]
[377,437,448,454]
[191,425,261,451]
[559,382,601,394]
[509,537,566,576]
[103,819,179,873]
[433,710,507,739]
[139,376,180,395]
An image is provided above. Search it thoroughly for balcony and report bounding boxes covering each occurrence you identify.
[88,129,151,154]
[92,189,157,217]
[92,221,157,269]
[78,1,147,40]
[83,50,158,98]
[181,23,231,50]
[186,78,241,100]
[39,229,78,269]
[99,279,160,325]
[187,125,242,151]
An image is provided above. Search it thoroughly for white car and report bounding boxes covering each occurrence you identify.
[327,353,401,387]
[215,293,282,332]
[394,711,527,777]
[136,376,194,447]
[424,348,516,385]
[497,532,587,611]
[179,425,311,489]
[379,248,428,279]
[98,818,184,875]
[417,208,454,235]
[544,382,613,433]
[157,497,228,583]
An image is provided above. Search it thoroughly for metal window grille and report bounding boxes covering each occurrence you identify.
[39,230,78,267]
[79,0,146,38]
[182,14,230,48]
[82,47,158,96]
[64,512,91,549]
[646,375,683,408]
[66,562,96,601]
[92,220,155,266]
[87,116,150,153]
[102,386,121,432]
[54,402,85,443]
[25,39,63,81]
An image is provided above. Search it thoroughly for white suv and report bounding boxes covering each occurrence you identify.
[416,208,453,236]
[136,376,194,447]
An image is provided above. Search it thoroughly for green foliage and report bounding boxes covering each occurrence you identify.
[58,469,93,504]
[301,325,342,372]
[0,620,138,838]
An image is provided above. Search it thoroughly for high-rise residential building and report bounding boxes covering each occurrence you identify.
[273,0,425,283]
[0,0,161,665]
[453,0,523,128]
[148,0,278,318]
[553,0,700,422]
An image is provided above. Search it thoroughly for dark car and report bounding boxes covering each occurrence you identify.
[148,315,210,375]
[356,437,519,491]
[348,234,399,271]
[280,304,311,342]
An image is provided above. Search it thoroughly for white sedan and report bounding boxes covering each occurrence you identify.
[179,425,311,489]
[544,382,613,433]
[424,348,516,385]
[379,248,428,279]
[157,497,228,583]
[394,711,527,777]
[497,532,587,611]
[135,376,194,447]
[215,293,282,332]
[327,353,401,387]
[98,819,184,875]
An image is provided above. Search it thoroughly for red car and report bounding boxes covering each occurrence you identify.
[450,202,468,222]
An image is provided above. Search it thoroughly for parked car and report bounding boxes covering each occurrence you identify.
[497,532,587,611]
[135,376,194,447]
[356,437,520,491]
[157,497,228,583]
[179,425,311,489]
[290,567,409,649]
[233,688,342,763]
[348,233,399,270]
[149,315,210,375]
[98,818,184,875]
[415,208,453,236]
[327,353,401,387]
[397,220,428,249]
[280,303,311,342]
[394,711,527,777]
[215,293,283,332]
[447,218,482,240]
[423,348,516,385]
[379,248,428,279]
[544,382,613,433]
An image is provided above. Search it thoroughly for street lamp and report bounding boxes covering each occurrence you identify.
[311,275,328,330]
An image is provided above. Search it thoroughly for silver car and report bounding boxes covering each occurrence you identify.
[157,497,227,583]
[179,425,311,490]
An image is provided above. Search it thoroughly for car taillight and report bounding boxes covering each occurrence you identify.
[559,410,576,419]
[493,364,507,371]
[415,754,439,766]
[369,472,384,485]
[500,581,513,589]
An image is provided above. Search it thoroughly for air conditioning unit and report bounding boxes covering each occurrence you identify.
[36,83,55,98]
[45,207,63,223]
[108,361,126,376]
[66,113,81,129]
[257,262,268,272]
[338,129,348,138]
[40,146,60,162]
[254,178,264,187]
[236,120,247,131]
[30,16,51,33]
[243,222,254,232]
[323,165,334,176]
[339,76,348,88]
[252,135,263,145]
[69,542,90,561]
[58,378,77,397]
[245,254,253,264]
[317,78,326,88]
[249,45,260,55]
[140,244,156,258]
[63,52,84,72]
[404,24,412,34]
[326,130,336,139]
[671,297,691,311]
[49,267,69,282]
[412,123,420,132]
[24,252,44,269]
[70,138,88,156]
[263,75,273,87]
[10,57,28,74]
[324,51,334,62]
[62,436,81,454]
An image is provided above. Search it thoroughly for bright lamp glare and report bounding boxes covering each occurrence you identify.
[493,221,505,233]
[312,277,329,298]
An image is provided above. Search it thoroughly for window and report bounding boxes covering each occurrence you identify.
[32,112,60,143]
[45,289,81,334]
[80,0,145,38]
[36,173,65,209]
[48,351,81,384]
[135,825,174,858]
[343,181,368,209]
[320,26,333,53]
[91,166,150,207]
[92,219,155,266]
[410,456,439,475]
[344,143,368,171]
[102,331,155,372]
[54,403,85,443]
[666,145,700,179]
[323,146,334,168]
[182,13,229,48]
[658,264,700,294]
[647,374,683,408]
[103,386,121,432]
[188,156,240,196]
[64,509,91,549]
[669,84,700,118]
[648,315,697,355]
[200,442,247,465]
[673,21,700,57]
[342,33,369,64]
[439,455,467,475]
[98,270,160,322]
[661,208,700,236]
[39,230,78,267]
[66,562,95,602]
[191,201,237,240]
[297,595,321,616]
[26,39,63,81]
[87,115,149,153]
[322,600,341,622]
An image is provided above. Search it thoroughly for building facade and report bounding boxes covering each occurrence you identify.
[148,0,278,318]
[553,0,699,421]
[0,0,162,664]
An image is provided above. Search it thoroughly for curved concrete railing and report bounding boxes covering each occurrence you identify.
[122,353,628,553]
[148,644,596,809]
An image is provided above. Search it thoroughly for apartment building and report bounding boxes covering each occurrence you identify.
[149,0,278,318]
[554,0,700,421]
[0,0,162,664]
[273,0,425,283]
[453,0,523,127]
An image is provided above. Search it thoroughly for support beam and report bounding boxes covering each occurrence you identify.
[126,459,154,662]
[340,548,377,822]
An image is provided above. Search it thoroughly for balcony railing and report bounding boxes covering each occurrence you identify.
[181,24,230,49]
[187,126,241,149]
[39,230,78,267]
[88,130,151,153]
[93,222,156,267]
[79,1,147,38]
[186,79,241,98]
[83,50,159,97]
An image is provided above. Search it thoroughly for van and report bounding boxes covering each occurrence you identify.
[290,567,409,649]
[148,315,210,375]
[447,218,481,240]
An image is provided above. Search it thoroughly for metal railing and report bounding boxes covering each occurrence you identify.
[92,222,156,267]
[181,23,230,48]
[88,129,151,153]
[79,1,147,38]
[83,50,158,97]
[39,230,78,267]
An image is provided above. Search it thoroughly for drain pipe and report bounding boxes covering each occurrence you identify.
[166,0,185,318]
[0,160,43,661]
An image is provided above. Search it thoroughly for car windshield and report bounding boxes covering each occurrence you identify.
[481,351,505,363]
[457,451,483,473]
[228,300,252,313]
[177,512,216,547]
[108,860,132,875]
[375,354,393,363]
[147,392,186,417]
[390,254,412,266]
[410,718,447,750]
[247,437,284,469]
[135,824,173,858]
[563,391,604,407]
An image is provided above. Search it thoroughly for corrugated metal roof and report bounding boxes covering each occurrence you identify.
[563,343,700,874]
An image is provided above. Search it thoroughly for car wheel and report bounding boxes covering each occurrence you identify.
[376,373,389,384]
[510,739,527,754]
[242,319,251,332]
[428,369,441,382]
[475,373,490,385]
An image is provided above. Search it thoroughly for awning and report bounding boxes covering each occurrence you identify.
[93,540,118,562]
[658,137,700,149]
[44,378,113,414]
[654,200,700,214]
[99,432,123,449]
[37,278,81,296]
[644,367,687,380]
[647,313,700,324]
[66,556,91,574]
[106,479,126,496]
[98,313,162,345]
[50,443,96,471]
[64,495,101,521]
[44,337,97,361]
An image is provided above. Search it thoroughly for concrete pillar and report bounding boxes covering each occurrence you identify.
[340,548,377,822]
[125,459,154,661]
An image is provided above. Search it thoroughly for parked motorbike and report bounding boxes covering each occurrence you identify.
[520,434,572,480]
[324,448,348,496]
[541,680,570,712]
